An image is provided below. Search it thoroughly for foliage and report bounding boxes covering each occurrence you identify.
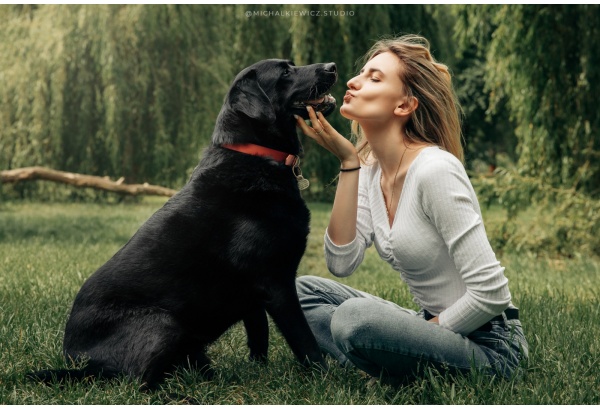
[479,5,600,196]
[0,4,445,201]
[0,5,226,189]
[472,168,600,258]
[452,5,600,258]
[451,5,518,171]
[453,5,600,193]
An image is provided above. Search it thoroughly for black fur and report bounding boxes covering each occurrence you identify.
[28,59,337,390]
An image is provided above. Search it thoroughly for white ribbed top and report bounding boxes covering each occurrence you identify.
[324,146,513,335]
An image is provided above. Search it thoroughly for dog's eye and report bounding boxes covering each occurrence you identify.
[282,69,292,77]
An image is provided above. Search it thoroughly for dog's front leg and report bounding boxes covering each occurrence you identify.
[264,278,328,370]
[243,306,269,362]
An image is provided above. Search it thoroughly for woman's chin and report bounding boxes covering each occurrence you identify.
[339,105,356,121]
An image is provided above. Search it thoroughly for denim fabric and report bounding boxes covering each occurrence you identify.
[296,276,528,383]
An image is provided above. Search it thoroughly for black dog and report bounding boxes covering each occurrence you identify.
[28,59,337,390]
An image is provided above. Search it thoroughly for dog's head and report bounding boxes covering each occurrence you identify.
[213,59,337,153]
[230,59,337,123]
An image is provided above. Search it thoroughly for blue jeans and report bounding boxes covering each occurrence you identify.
[296,276,528,383]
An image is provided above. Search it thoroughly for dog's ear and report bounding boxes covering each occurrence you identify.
[230,70,276,124]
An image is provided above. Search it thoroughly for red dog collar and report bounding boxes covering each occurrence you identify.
[222,143,297,167]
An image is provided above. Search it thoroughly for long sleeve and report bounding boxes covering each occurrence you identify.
[324,167,374,277]
[419,155,511,335]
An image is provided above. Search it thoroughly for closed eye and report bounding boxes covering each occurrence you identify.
[359,67,384,82]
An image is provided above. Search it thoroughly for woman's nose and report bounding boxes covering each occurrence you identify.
[347,75,360,90]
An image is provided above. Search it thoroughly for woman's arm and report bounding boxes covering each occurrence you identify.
[420,155,511,335]
[295,107,360,246]
[295,107,372,277]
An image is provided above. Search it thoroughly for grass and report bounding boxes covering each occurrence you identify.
[0,198,599,404]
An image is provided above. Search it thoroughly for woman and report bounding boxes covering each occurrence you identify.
[294,34,528,384]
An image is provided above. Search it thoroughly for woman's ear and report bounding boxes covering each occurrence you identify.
[394,96,418,118]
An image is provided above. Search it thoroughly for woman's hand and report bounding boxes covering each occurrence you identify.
[295,106,359,169]
[296,106,360,247]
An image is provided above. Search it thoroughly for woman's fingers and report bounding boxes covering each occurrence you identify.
[305,106,339,145]
[295,106,359,163]
[295,113,324,143]
[314,110,335,135]
[295,108,329,146]
[306,105,322,132]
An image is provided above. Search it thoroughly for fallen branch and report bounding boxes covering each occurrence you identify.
[0,166,177,197]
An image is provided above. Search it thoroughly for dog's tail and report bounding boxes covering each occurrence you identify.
[26,365,120,386]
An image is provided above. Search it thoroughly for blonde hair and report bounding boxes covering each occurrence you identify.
[352,34,464,163]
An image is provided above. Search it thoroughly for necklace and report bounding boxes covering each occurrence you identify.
[381,145,408,223]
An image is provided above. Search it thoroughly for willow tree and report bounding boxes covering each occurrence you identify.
[0,4,316,191]
[483,5,600,195]
[451,5,518,171]
[454,4,600,257]
[0,4,451,200]
[0,5,230,188]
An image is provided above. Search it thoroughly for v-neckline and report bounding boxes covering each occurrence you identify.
[377,146,435,230]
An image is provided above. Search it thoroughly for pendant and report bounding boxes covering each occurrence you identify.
[292,158,310,191]
[296,174,310,190]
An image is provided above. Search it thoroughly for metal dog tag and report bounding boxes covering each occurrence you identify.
[296,174,310,190]
[293,158,310,191]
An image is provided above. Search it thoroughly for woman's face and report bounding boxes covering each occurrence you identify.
[340,51,409,124]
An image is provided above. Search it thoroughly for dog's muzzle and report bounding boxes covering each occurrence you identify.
[292,62,337,119]
[293,94,337,116]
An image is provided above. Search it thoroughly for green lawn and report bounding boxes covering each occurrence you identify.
[0,198,599,404]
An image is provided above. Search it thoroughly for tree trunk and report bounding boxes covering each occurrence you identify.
[0,167,177,197]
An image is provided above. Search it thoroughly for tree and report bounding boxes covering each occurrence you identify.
[483,5,600,195]
[0,5,229,189]
[0,5,478,200]
[455,5,600,257]
[452,5,518,171]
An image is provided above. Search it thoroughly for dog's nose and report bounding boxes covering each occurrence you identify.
[324,63,337,74]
